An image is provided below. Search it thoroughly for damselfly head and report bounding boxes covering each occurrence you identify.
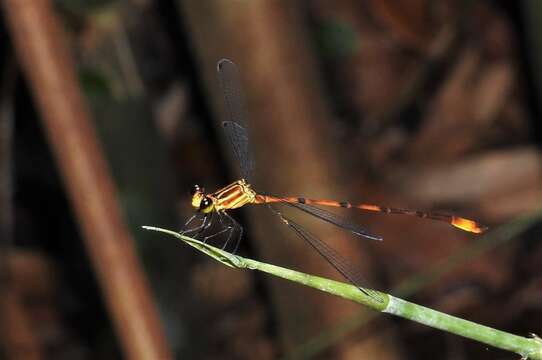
[199,197,215,214]
[190,184,205,209]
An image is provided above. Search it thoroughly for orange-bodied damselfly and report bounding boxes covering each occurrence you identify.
[182,59,487,301]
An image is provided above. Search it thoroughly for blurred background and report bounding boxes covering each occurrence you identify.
[1,0,542,359]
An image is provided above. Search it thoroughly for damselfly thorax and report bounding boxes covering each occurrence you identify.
[191,179,256,213]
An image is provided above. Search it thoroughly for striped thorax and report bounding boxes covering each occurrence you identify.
[190,179,256,214]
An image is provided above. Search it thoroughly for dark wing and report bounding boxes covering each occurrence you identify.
[217,59,255,181]
[268,206,384,303]
[286,202,382,241]
[222,121,254,181]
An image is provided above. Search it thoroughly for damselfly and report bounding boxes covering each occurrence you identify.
[182,59,487,300]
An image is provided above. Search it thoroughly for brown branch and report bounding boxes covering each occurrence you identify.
[1,0,172,358]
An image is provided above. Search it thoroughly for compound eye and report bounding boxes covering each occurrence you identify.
[199,197,214,213]
[191,184,201,196]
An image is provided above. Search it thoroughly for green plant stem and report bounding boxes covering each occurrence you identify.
[143,226,542,359]
[244,255,541,359]
[384,296,541,359]
[241,257,389,311]
[289,207,542,359]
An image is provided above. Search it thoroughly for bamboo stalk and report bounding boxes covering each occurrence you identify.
[1,1,172,358]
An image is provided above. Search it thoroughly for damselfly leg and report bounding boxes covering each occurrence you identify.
[201,211,242,254]
[179,213,203,234]
[181,212,214,238]
[221,211,243,254]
